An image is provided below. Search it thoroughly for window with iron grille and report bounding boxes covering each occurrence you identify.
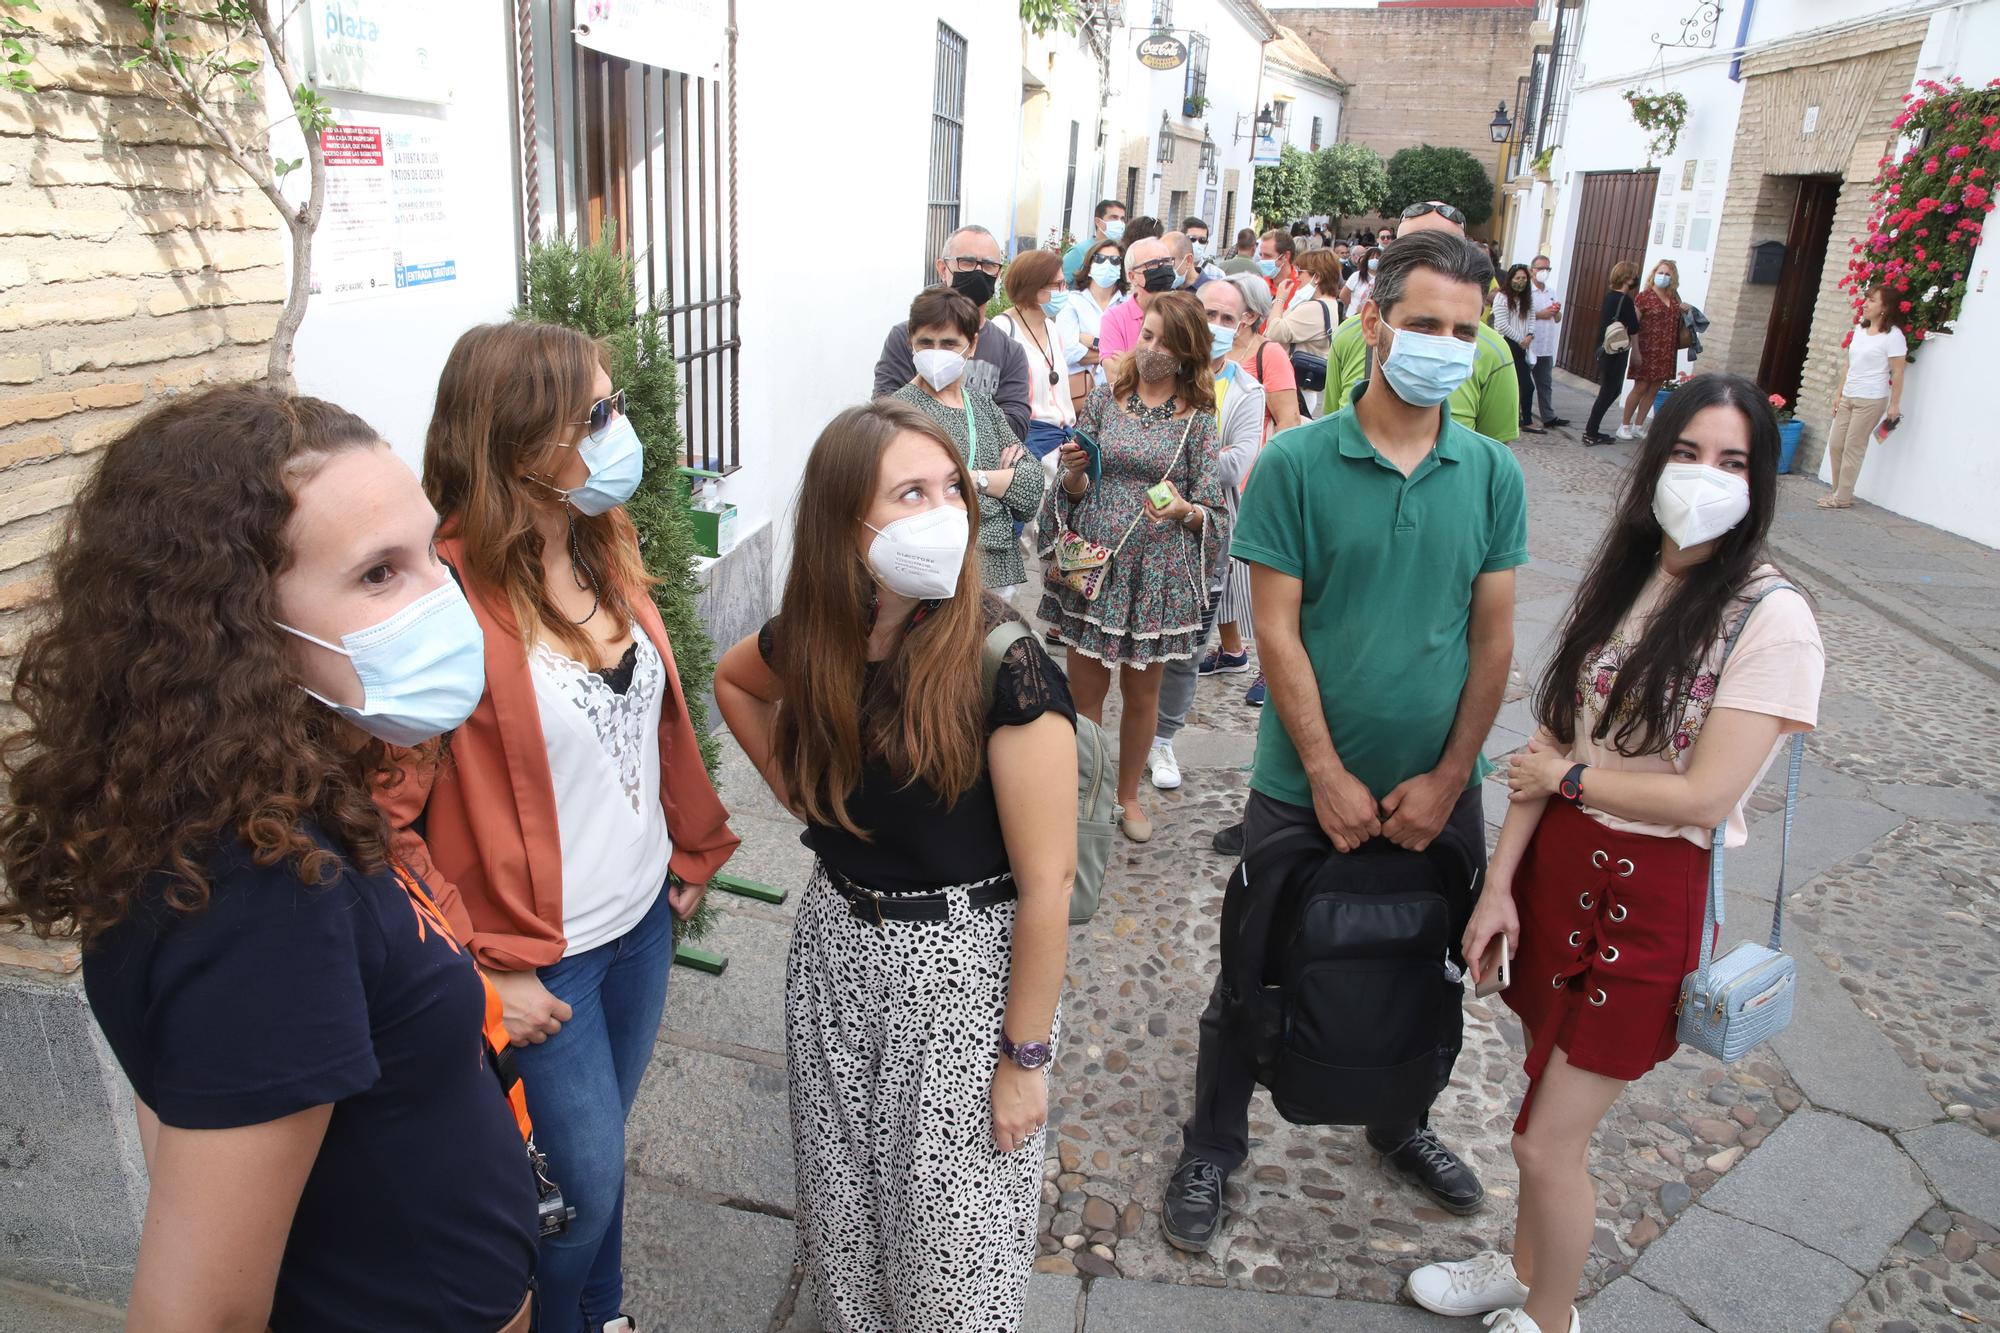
[1126,165,1139,214]
[1182,33,1208,113]
[513,0,742,474]
[926,22,968,286]
[1151,0,1173,29]
[1168,189,1188,227]
[1311,116,1322,151]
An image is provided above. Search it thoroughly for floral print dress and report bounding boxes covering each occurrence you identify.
[1628,288,1682,383]
[1037,385,1228,668]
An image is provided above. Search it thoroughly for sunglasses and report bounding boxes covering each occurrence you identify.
[575,389,627,436]
[1400,200,1467,225]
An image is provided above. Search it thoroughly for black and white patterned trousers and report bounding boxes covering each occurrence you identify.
[787,863,1057,1333]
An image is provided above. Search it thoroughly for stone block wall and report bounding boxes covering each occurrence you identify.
[1699,17,1926,471]
[0,1,288,685]
[1277,3,1535,231]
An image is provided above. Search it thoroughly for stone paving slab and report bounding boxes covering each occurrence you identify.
[714,811,815,918]
[780,1270,1080,1332]
[1633,1205,1864,1332]
[1575,1276,1708,1332]
[1080,1276,1457,1330]
[1829,1206,2000,1333]
[1699,1108,1933,1272]
[1900,1122,2000,1228]
[1766,944,1943,1133]
[620,1186,793,1333]
[1724,793,1905,905]
[665,903,791,1057]
[0,1281,121,1333]
[626,1043,795,1214]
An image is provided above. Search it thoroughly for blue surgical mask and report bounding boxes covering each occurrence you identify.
[1256,258,1279,279]
[1191,240,1210,262]
[1104,219,1126,242]
[1089,259,1121,288]
[1368,257,1379,273]
[278,581,487,746]
[1040,293,1067,318]
[1654,272,1672,287]
[562,415,645,516]
[1171,267,1188,290]
[1207,321,1236,361]
[1378,324,1477,408]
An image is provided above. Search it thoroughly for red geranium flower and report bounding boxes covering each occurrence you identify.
[1900,300,1913,312]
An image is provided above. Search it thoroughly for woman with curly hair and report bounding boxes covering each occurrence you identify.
[0,386,539,1331]
[385,321,738,1333]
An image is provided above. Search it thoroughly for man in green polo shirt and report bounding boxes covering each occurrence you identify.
[1163,231,1526,1248]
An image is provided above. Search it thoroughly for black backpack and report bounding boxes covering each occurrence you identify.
[1218,823,1474,1127]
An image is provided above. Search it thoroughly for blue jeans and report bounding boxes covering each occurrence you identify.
[514,884,676,1332]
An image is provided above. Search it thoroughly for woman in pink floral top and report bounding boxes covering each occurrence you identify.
[1408,375,1823,1333]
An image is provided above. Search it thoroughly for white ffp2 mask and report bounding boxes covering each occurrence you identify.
[864,506,969,600]
[1653,463,1751,548]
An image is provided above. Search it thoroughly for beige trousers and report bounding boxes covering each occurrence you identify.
[1826,395,1888,502]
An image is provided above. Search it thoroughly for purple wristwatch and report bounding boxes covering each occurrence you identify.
[998,1027,1052,1070]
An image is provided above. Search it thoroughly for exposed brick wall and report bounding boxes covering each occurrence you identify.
[1278,4,1534,232]
[1699,17,1926,471]
[0,2,285,681]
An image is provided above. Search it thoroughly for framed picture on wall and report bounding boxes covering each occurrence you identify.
[1681,159,1698,191]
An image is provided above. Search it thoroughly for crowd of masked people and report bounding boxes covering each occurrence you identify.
[0,188,1822,1333]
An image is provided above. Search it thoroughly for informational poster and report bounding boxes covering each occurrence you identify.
[306,0,452,102]
[1672,203,1691,248]
[573,0,726,76]
[1653,201,1671,245]
[1251,122,1282,167]
[1699,158,1719,184]
[313,115,455,304]
[1680,159,1698,191]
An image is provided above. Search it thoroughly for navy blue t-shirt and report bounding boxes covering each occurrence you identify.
[83,828,538,1332]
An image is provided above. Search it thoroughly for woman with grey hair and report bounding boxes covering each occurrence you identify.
[1203,273,1297,700]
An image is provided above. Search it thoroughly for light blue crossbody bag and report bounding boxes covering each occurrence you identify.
[1676,583,1805,1062]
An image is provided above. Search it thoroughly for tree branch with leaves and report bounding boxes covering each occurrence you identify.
[127,1,334,391]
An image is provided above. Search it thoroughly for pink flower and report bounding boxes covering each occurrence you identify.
[1690,674,1717,701]
[1673,731,1692,752]
[1900,299,1913,312]
[1964,184,1990,208]
[1924,158,1941,175]
[1928,261,1941,271]
[1592,671,1612,698]
[1948,144,1971,160]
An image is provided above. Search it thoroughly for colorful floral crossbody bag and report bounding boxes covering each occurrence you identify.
[1052,416,1195,602]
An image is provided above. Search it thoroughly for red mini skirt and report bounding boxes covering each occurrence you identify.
[1501,799,1712,1131]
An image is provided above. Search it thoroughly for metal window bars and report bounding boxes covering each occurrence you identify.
[510,0,740,475]
[926,22,968,287]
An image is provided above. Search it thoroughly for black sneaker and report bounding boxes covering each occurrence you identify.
[1211,820,1245,857]
[1161,1154,1227,1251]
[1581,431,1613,446]
[1544,416,1570,428]
[1369,1126,1486,1215]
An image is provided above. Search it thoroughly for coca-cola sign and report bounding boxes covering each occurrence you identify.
[1136,33,1187,71]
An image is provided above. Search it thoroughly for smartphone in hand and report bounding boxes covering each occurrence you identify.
[1071,430,1103,489]
[1474,935,1511,998]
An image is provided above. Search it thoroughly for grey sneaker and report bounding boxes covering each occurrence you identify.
[1161,1154,1226,1251]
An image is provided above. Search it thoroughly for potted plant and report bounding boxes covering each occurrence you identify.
[1184,93,1209,118]
[1768,394,1803,474]
[1623,88,1689,163]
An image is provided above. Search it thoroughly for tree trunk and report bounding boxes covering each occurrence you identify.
[266,214,312,393]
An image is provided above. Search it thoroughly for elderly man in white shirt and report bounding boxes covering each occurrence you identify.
[1146,276,1267,791]
[1528,254,1568,429]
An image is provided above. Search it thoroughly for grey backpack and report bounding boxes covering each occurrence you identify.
[981,620,1117,924]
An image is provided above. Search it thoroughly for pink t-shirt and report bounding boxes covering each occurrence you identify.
[1562,568,1823,848]
[1096,297,1147,361]
[1248,340,1296,443]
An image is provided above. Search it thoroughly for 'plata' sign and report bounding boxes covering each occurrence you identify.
[1136,33,1187,71]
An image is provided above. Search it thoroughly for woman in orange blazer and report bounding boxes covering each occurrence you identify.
[386,321,738,1333]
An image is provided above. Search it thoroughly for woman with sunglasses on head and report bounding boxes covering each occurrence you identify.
[385,321,740,1333]
[713,399,1076,1332]
[1060,235,1128,389]
[1408,374,1822,1333]
[2,386,539,1331]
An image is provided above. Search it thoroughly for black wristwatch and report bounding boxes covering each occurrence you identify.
[1559,762,1588,805]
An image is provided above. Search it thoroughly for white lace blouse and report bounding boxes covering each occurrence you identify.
[528,627,675,956]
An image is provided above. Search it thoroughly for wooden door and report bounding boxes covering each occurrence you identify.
[1559,169,1658,378]
[1757,177,1840,406]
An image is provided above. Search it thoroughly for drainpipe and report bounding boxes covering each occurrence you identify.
[1728,0,1758,82]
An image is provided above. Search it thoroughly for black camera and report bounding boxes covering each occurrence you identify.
[530,1140,575,1238]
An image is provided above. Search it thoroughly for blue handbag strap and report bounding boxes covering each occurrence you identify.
[1696,582,1804,985]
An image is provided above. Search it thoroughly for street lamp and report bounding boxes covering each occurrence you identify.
[1157,110,1175,164]
[1200,124,1216,183]
[1233,102,1276,146]
[1489,100,1514,244]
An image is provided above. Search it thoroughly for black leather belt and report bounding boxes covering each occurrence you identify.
[825,865,1017,927]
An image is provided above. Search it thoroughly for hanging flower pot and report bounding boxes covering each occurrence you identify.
[1623,89,1690,162]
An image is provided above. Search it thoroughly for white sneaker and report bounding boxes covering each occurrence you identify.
[1483,1307,1580,1333]
[1148,741,1182,790]
[1615,423,1634,439]
[1407,1250,1530,1316]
